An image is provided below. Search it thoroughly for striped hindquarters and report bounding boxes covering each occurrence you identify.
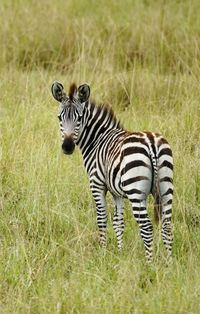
[119,133,153,199]
[118,132,173,218]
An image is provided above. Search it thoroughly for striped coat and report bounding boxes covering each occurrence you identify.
[51,82,173,262]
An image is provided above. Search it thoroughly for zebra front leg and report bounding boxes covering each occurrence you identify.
[91,187,107,248]
[112,195,124,250]
[131,199,153,263]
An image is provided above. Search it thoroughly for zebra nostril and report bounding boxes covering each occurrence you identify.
[62,137,75,155]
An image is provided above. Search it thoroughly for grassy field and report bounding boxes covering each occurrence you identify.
[1,0,200,313]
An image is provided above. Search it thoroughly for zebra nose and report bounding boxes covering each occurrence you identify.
[62,136,75,155]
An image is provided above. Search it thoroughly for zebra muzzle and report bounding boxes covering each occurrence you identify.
[62,136,75,155]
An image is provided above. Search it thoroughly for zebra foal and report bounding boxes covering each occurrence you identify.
[51,81,173,262]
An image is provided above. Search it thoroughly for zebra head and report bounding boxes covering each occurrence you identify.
[51,81,90,155]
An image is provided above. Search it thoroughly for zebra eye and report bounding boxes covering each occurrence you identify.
[58,115,62,121]
[77,116,82,122]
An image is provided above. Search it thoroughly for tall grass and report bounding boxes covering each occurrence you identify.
[0,0,200,313]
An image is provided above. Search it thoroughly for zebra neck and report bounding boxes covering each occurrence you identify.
[77,101,122,170]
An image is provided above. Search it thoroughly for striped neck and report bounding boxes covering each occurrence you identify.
[76,100,122,162]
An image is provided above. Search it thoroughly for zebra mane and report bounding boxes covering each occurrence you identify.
[67,82,121,128]
[89,100,121,128]
[69,83,77,101]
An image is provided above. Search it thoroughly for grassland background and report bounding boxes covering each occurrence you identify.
[0,0,200,313]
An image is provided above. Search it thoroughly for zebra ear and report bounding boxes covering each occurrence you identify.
[51,81,66,102]
[77,84,90,103]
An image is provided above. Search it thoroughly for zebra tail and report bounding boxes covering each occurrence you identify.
[154,190,162,223]
[148,146,162,224]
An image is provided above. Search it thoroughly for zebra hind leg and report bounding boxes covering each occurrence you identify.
[131,199,153,263]
[161,194,173,261]
[112,195,124,250]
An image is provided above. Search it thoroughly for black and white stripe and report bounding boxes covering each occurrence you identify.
[51,82,173,262]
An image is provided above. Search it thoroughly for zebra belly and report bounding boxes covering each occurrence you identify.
[107,170,127,197]
[105,152,126,197]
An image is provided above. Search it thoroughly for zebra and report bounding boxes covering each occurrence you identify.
[51,81,173,262]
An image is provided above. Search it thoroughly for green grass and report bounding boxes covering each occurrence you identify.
[1,0,200,313]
